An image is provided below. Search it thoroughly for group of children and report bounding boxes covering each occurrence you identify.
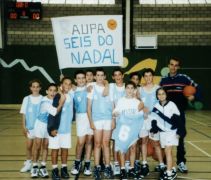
[20,67,183,180]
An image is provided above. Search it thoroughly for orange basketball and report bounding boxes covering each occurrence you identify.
[147,141,154,156]
[183,85,196,97]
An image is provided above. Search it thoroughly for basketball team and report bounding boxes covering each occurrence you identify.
[19,58,199,180]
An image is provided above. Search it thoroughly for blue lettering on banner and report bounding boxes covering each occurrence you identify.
[64,36,91,49]
[70,49,119,65]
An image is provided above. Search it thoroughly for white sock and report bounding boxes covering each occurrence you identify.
[52,165,58,169]
[167,170,172,176]
[142,160,147,165]
[33,163,38,167]
[62,164,67,167]
[41,161,46,166]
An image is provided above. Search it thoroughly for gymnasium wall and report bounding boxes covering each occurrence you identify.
[1,0,211,109]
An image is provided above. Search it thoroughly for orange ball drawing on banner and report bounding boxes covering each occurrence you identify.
[107,19,117,30]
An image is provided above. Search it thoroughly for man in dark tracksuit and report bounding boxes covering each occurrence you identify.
[160,57,199,173]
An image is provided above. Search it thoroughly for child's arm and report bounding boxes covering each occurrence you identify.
[87,98,95,130]
[21,114,28,138]
[102,80,109,96]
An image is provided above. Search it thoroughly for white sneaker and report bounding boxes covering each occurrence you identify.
[31,166,39,178]
[20,160,32,173]
[113,163,120,176]
[84,162,92,176]
[39,166,49,178]
[71,160,81,175]
[178,162,188,173]
[125,161,130,173]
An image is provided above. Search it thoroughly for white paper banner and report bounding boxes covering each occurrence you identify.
[51,15,123,69]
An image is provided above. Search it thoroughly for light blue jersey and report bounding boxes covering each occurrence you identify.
[37,97,53,124]
[92,86,112,121]
[74,87,87,114]
[58,92,74,134]
[139,85,159,112]
[25,96,41,130]
[115,112,144,153]
[110,83,125,106]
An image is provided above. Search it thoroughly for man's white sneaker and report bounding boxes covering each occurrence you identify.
[178,162,188,173]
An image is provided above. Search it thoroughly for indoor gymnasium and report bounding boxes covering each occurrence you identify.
[0,0,211,180]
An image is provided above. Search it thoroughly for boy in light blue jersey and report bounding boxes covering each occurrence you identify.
[113,81,144,180]
[20,79,43,173]
[71,70,93,176]
[87,67,114,180]
[48,77,74,180]
[139,68,165,178]
[31,83,65,178]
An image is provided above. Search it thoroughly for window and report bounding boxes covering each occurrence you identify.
[17,0,115,4]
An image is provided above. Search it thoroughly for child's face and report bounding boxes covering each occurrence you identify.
[143,72,153,84]
[125,84,135,97]
[157,89,167,102]
[130,75,139,86]
[95,71,105,84]
[30,82,41,95]
[61,79,71,93]
[86,72,94,83]
[46,86,57,99]
[75,74,86,87]
[112,71,124,84]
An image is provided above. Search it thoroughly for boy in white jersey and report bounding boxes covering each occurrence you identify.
[20,79,43,173]
[49,77,74,180]
[31,83,65,178]
[87,68,114,180]
[113,81,144,180]
[139,68,165,178]
[71,70,93,176]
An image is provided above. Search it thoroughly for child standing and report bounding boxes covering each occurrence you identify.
[139,68,165,178]
[71,70,93,176]
[151,87,181,180]
[31,83,64,178]
[48,77,74,180]
[87,68,114,180]
[20,79,43,173]
[113,81,144,180]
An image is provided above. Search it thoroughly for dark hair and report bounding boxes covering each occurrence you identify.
[95,67,105,76]
[112,67,124,76]
[125,81,137,89]
[46,83,58,91]
[156,87,168,100]
[60,76,72,84]
[142,68,155,77]
[86,69,94,75]
[29,79,42,88]
[74,70,86,79]
[169,57,181,66]
[129,71,140,80]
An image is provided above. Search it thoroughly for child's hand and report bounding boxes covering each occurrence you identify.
[87,85,93,93]
[59,93,66,105]
[22,127,28,138]
[186,95,194,101]
[111,120,116,130]
[112,112,119,118]
[51,130,58,137]
[60,74,64,81]
[138,102,144,111]
[90,121,96,130]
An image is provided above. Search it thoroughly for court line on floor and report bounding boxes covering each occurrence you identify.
[177,176,208,180]
[187,141,211,158]
[191,128,211,139]
[188,117,207,126]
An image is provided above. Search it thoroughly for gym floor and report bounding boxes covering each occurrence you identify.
[0,108,210,180]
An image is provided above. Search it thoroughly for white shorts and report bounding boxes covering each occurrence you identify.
[94,120,112,130]
[34,120,49,139]
[160,131,179,148]
[149,132,160,141]
[76,113,93,137]
[27,129,35,139]
[48,133,71,149]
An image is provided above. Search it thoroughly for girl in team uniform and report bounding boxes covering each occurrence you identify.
[151,87,181,180]
[20,79,43,173]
